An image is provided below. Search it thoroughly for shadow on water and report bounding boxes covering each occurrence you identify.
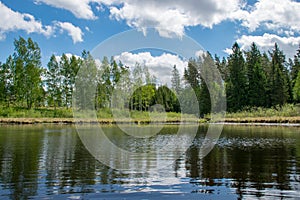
[0,124,299,199]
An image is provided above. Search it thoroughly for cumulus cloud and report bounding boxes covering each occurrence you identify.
[54,53,82,63]
[34,0,246,37]
[223,0,300,59]
[223,48,233,55]
[34,0,103,20]
[32,0,300,44]
[0,1,53,40]
[241,0,300,33]
[107,0,246,38]
[114,52,188,85]
[0,2,84,43]
[224,33,300,59]
[55,22,84,43]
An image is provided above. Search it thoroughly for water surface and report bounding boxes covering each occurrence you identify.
[0,124,299,199]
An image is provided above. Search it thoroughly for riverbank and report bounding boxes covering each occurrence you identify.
[0,117,199,124]
[222,116,300,124]
[1,116,300,125]
[0,104,299,125]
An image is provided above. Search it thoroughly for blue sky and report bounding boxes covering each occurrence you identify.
[1,0,300,74]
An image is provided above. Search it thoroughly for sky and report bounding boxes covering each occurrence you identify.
[1,0,300,81]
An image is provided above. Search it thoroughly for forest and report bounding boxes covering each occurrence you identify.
[0,37,300,118]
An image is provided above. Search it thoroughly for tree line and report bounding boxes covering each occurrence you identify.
[184,42,300,114]
[0,37,300,116]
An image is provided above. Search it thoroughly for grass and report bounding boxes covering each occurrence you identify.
[0,104,299,124]
[225,104,300,118]
[216,104,300,124]
[0,106,198,124]
[0,106,73,118]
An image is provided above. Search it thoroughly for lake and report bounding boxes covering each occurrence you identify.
[0,124,299,199]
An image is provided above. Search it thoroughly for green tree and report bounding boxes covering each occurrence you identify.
[3,56,14,106]
[0,60,12,105]
[69,55,80,105]
[198,53,212,116]
[111,57,121,88]
[292,45,300,88]
[111,61,131,110]
[155,85,179,112]
[184,59,200,89]
[45,55,62,108]
[60,54,71,107]
[171,65,182,95]
[184,59,201,115]
[245,43,267,107]
[13,37,44,109]
[74,51,98,110]
[268,43,290,106]
[97,56,112,109]
[198,52,225,115]
[215,55,228,81]
[0,62,5,103]
[226,42,247,112]
[293,71,300,102]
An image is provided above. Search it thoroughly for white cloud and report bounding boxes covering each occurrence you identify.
[241,0,300,33]
[0,2,85,43]
[0,1,53,40]
[233,33,300,59]
[114,52,188,85]
[195,50,207,58]
[54,53,82,63]
[107,0,246,38]
[34,0,103,20]
[55,22,84,43]
[224,0,300,59]
[34,0,246,38]
[223,48,233,55]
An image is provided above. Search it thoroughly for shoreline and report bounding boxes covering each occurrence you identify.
[0,116,300,125]
[0,118,198,125]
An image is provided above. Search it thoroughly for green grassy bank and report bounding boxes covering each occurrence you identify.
[0,104,299,124]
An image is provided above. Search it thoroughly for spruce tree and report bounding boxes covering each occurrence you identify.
[226,42,247,112]
[268,43,289,106]
[293,71,300,102]
[171,65,182,95]
[245,43,267,107]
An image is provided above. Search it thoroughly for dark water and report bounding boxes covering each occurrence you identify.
[0,124,299,199]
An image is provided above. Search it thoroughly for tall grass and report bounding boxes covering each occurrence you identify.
[3,104,298,121]
[0,106,73,118]
[0,106,197,121]
[225,104,300,118]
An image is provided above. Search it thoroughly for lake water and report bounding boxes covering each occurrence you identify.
[0,124,299,199]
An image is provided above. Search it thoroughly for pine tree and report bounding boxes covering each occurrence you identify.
[292,45,300,88]
[155,85,179,112]
[171,65,182,95]
[245,43,267,107]
[293,71,300,102]
[215,55,228,81]
[184,59,201,116]
[198,53,213,116]
[184,59,200,89]
[268,43,290,106]
[226,42,247,112]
